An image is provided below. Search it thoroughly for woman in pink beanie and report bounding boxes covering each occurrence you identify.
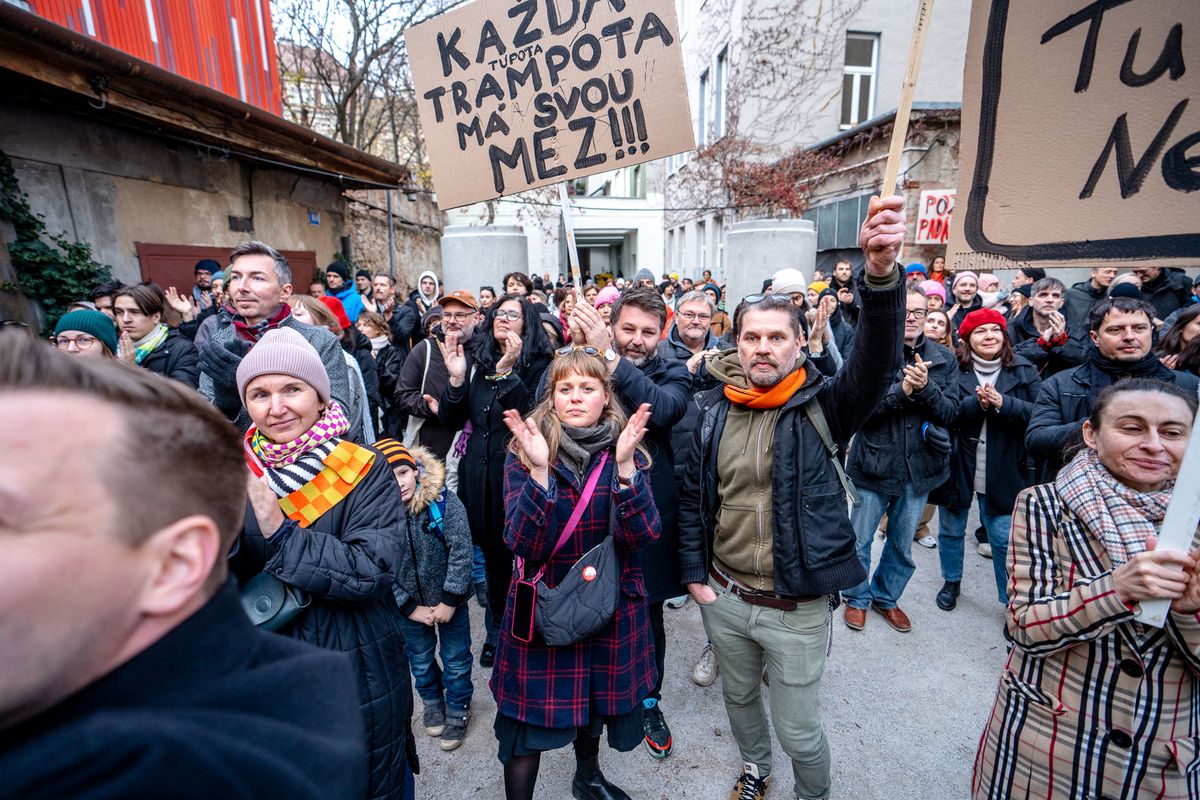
[918,279,947,310]
[234,326,416,800]
[593,285,621,324]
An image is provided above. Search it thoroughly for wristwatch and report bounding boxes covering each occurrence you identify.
[603,348,618,364]
[616,472,634,487]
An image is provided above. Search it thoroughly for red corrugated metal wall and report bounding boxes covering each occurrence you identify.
[29,0,282,115]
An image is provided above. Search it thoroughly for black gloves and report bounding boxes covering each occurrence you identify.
[922,422,952,457]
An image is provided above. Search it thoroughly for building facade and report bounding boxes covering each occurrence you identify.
[663,0,972,283]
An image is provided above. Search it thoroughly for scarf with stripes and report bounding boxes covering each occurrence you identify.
[246,403,375,527]
[1056,447,1172,569]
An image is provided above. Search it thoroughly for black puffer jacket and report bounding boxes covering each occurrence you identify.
[678,271,904,597]
[233,453,414,800]
[140,329,201,388]
[845,335,958,496]
[938,355,1041,516]
[1026,355,1200,481]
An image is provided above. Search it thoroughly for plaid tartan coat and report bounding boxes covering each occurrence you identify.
[490,451,660,730]
[974,484,1200,800]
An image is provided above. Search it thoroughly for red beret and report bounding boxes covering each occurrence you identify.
[319,295,352,331]
[958,308,1007,340]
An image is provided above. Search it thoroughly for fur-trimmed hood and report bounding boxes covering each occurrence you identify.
[405,444,446,514]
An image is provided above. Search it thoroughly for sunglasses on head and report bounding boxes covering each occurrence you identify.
[555,345,602,359]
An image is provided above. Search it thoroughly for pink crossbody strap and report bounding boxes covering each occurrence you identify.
[517,451,609,584]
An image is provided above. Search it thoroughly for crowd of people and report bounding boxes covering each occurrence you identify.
[4,197,1200,800]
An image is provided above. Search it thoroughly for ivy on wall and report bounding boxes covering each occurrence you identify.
[0,149,112,332]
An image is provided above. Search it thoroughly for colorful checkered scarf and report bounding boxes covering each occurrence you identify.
[1056,447,1173,568]
[246,403,374,528]
[250,402,350,469]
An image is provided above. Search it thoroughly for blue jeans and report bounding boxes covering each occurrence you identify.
[844,484,927,610]
[471,545,487,586]
[937,494,1010,603]
[399,603,473,712]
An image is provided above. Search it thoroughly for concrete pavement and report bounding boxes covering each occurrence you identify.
[412,514,1007,799]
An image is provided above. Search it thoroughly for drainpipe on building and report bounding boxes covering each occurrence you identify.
[386,190,395,278]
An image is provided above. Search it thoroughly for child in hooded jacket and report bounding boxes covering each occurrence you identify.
[375,438,475,752]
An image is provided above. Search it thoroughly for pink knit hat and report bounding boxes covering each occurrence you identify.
[236,327,331,403]
[917,280,946,303]
[594,286,621,308]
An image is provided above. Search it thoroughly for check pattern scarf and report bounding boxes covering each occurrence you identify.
[246,403,374,528]
[1055,447,1172,568]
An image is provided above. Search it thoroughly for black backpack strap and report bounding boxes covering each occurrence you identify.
[803,400,860,507]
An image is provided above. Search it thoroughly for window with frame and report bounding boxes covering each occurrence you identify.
[697,220,708,271]
[714,47,728,138]
[698,69,709,145]
[804,194,873,250]
[841,33,878,129]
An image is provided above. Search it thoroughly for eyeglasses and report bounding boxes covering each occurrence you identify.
[442,311,475,321]
[494,310,523,321]
[555,345,603,359]
[678,311,712,322]
[55,334,99,350]
[905,309,928,319]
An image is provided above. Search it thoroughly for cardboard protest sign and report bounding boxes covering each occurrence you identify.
[405,0,695,210]
[949,0,1200,271]
[915,189,954,245]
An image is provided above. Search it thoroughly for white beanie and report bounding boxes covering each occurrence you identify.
[771,268,807,296]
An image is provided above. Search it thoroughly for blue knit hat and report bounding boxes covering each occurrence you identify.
[54,309,118,355]
[905,263,927,276]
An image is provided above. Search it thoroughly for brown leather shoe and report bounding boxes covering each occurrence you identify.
[872,603,912,632]
[843,606,866,631]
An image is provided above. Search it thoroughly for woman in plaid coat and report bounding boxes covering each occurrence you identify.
[974,379,1200,800]
[493,348,660,800]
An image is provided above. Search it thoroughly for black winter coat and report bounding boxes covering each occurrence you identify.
[373,342,407,439]
[140,329,201,388]
[846,335,958,496]
[0,582,367,800]
[678,271,905,598]
[345,328,381,429]
[659,324,720,485]
[938,356,1041,516]
[610,354,690,603]
[1026,356,1200,481]
[1008,307,1090,377]
[439,352,550,556]
[1140,268,1194,320]
[233,454,414,800]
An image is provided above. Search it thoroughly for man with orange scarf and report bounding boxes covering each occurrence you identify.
[677,196,906,800]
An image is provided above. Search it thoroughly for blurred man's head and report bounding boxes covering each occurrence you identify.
[1091,266,1119,290]
[0,331,246,730]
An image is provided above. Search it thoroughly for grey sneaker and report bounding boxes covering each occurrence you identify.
[665,594,689,609]
[692,642,719,687]
[423,701,445,737]
[978,541,993,559]
[440,707,470,751]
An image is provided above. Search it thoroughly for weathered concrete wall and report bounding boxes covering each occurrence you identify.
[0,102,443,285]
[441,225,528,296]
[347,189,444,296]
[725,219,817,311]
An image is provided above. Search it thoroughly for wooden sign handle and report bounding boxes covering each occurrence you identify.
[558,183,582,289]
[881,0,936,197]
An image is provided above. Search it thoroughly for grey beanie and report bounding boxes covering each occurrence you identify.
[236,327,331,403]
[632,268,656,284]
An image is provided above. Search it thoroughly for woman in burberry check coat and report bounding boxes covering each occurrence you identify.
[493,348,660,800]
[974,379,1200,800]
[231,328,415,800]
